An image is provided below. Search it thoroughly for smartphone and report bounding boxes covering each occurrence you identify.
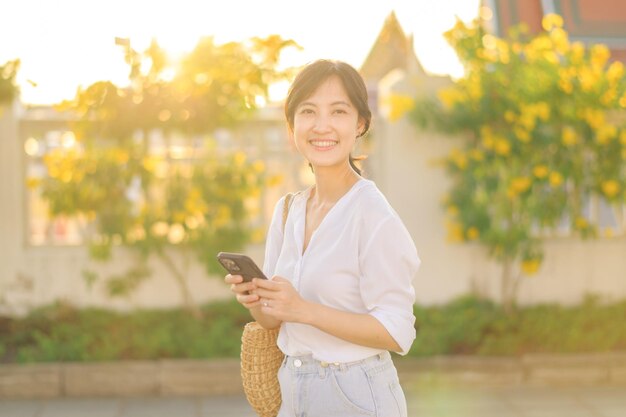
[216,252,267,282]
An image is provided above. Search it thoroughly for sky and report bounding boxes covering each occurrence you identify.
[1,0,481,105]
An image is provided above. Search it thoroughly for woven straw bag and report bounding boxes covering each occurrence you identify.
[240,192,296,417]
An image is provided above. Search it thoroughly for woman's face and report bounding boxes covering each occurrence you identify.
[291,75,364,173]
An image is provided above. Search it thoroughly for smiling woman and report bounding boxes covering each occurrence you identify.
[1,0,479,105]
[224,59,421,417]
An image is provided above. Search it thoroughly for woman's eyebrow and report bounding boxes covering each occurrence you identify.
[298,100,352,107]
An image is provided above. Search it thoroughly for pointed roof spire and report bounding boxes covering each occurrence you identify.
[360,11,421,81]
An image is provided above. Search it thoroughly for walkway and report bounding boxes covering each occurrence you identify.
[2,384,625,417]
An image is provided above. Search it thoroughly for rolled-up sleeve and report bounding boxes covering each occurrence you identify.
[359,215,420,355]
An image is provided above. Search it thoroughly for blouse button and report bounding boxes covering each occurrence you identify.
[294,359,302,367]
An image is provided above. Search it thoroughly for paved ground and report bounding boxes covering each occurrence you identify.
[2,384,625,417]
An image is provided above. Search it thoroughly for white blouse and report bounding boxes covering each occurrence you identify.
[262,178,420,363]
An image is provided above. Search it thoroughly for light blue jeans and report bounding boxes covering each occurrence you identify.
[277,351,408,417]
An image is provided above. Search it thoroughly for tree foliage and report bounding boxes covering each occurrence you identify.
[36,36,297,316]
[0,59,20,107]
[409,15,626,308]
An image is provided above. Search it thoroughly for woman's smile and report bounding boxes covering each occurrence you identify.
[309,139,339,150]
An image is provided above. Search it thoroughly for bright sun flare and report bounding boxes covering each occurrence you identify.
[1,0,480,105]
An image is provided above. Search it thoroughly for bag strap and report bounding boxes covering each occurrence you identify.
[281,192,298,233]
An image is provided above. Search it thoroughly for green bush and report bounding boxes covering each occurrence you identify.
[1,295,625,363]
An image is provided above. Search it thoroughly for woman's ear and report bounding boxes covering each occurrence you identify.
[357,118,366,137]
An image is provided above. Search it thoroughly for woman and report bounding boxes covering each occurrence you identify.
[225,59,420,417]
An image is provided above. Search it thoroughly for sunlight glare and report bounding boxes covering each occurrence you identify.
[2,0,480,105]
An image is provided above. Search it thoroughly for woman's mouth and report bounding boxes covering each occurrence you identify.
[309,140,338,150]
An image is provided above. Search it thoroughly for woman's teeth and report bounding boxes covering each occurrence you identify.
[310,140,337,147]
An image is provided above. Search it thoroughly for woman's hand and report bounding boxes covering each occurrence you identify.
[224,274,261,310]
[253,276,312,324]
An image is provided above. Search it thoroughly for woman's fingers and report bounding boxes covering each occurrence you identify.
[224,274,243,284]
[237,292,260,304]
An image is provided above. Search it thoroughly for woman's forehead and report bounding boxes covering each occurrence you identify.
[300,76,351,104]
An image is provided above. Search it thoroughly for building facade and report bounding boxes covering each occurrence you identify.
[1,10,625,315]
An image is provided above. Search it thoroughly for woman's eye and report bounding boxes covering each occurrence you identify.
[300,108,314,114]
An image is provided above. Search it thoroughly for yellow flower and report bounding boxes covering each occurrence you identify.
[521,258,541,275]
[543,51,560,64]
[604,228,615,238]
[438,88,463,109]
[142,156,159,173]
[535,102,550,121]
[542,13,564,31]
[533,165,549,179]
[620,93,626,108]
[233,151,247,167]
[509,177,532,195]
[386,94,415,121]
[252,160,265,173]
[550,27,569,54]
[601,89,617,106]
[596,125,617,145]
[112,151,128,164]
[581,108,605,130]
[518,112,536,131]
[570,42,585,63]
[578,67,598,92]
[450,149,468,169]
[213,205,232,228]
[447,205,460,217]
[575,217,589,230]
[514,127,531,143]
[549,171,563,187]
[466,76,482,100]
[446,221,465,243]
[494,138,511,155]
[25,177,41,189]
[251,227,266,244]
[607,61,624,84]
[481,126,495,149]
[495,39,510,64]
[620,130,626,145]
[467,227,480,240]
[482,136,494,150]
[590,44,611,69]
[559,78,573,94]
[267,174,284,187]
[562,126,578,146]
[601,180,620,198]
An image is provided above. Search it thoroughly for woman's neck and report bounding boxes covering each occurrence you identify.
[310,166,361,206]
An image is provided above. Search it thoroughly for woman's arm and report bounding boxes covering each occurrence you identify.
[253,277,401,352]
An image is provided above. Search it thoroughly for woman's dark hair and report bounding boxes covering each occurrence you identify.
[284,59,372,176]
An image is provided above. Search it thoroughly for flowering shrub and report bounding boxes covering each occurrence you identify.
[408,15,626,308]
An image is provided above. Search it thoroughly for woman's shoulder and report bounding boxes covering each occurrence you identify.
[355,179,400,223]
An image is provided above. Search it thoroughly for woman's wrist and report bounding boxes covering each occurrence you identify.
[299,300,320,326]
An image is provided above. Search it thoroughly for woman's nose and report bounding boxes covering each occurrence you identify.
[312,114,332,132]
